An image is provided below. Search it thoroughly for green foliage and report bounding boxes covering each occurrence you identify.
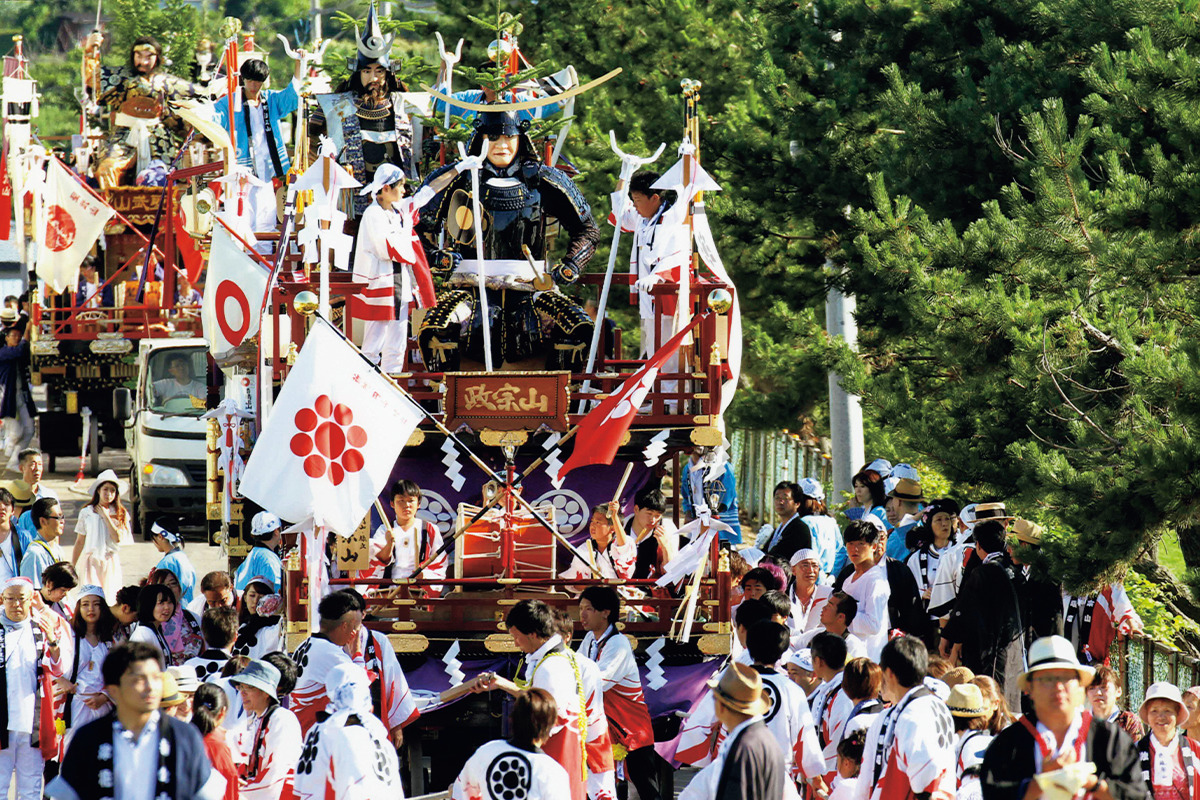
[1126,572,1200,647]
[106,0,202,70]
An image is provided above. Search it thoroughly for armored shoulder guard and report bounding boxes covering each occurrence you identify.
[538,166,600,271]
[537,165,594,227]
[416,162,468,237]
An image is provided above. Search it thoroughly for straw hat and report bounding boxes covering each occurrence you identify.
[946,684,988,717]
[160,672,184,707]
[706,663,771,716]
[167,665,201,694]
[942,666,976,688]
[888,478,924,502]
[1140,682,1190,727]
[1019,635,1096,690]
[974,502,1011,522]
[1010,519,1044,545]
[0,480,34,508]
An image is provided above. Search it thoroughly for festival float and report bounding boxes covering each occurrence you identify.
[4,9,743,789]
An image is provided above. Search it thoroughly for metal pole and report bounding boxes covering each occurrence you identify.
[311,0,321,42]
[825,262,865,505]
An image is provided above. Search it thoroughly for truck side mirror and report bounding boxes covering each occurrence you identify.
[113,387,133,422]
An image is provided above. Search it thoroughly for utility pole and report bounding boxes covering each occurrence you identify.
[825,263,864,504]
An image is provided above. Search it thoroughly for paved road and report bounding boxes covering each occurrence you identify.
[39,448,229,587]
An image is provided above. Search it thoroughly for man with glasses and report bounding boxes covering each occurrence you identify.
[0,576,63,800]
[981,635,1148,800]
[19,499,64,589]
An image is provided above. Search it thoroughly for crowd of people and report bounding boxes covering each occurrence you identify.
[0,451,1181,800]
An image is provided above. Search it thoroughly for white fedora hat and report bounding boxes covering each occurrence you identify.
[1019,635,1096,690]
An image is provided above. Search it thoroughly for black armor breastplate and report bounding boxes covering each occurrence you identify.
[469,164,544,260]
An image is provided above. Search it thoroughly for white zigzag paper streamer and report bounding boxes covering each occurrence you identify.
[644,429,671,468]
[645,637,667,690]
[441,437,465,491]
[542,433,565,489]
[442,640,465,686]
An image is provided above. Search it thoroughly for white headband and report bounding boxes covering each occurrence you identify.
[152,522,181,543]
[790,548,819,567]
[2,576,33,593]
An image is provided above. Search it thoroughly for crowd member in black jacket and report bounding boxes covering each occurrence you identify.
[1008,519,1064,648]
[981,635,1148,800]
[942,521,1025,708]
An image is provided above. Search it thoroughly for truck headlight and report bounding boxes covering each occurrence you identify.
[142,463,189,487]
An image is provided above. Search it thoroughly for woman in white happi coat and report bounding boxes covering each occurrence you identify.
[293,662,399,800]
[451,688,570,800]
[229,659,302,800]
[57,585,119,736]
[350,162,437,373]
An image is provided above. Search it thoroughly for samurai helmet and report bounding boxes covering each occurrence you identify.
[467,110,535,160]
[354,2,394,70]
[474,110,529,138]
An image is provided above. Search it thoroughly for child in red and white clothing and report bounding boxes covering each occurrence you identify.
[1137,682,1200,800]
[561,503,635,585]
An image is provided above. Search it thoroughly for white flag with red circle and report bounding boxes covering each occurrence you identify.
[239,321,423,536]
[35,158,115,293]
[201,225,269,357]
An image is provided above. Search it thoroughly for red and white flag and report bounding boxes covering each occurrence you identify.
[239,322,423,536]
[35,158,115,293]
[201,224,269,357]
[557,318,697,481]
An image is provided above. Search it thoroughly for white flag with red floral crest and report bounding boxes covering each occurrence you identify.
[36,158,115,293]
[239,321,422,536]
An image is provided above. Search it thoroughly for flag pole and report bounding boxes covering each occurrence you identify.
[305,313,604,577]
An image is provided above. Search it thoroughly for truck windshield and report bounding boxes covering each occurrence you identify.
[146,348,208,415]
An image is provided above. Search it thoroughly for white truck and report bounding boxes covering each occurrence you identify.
[113,338,210,537]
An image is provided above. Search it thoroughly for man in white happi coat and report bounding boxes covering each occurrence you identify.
[806,631,854,781]
[0,576,61,800]
[578,586,662,800]
[795,591,869,661]
[289,591,362,733]
[475,600,588,800]
[747,621,828,798]
[610,170,690,361]
[839,520,891,660]
[293,662,400,800]
[854,636,956,800]
[551,610,616,800]
[348,608,420,745]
